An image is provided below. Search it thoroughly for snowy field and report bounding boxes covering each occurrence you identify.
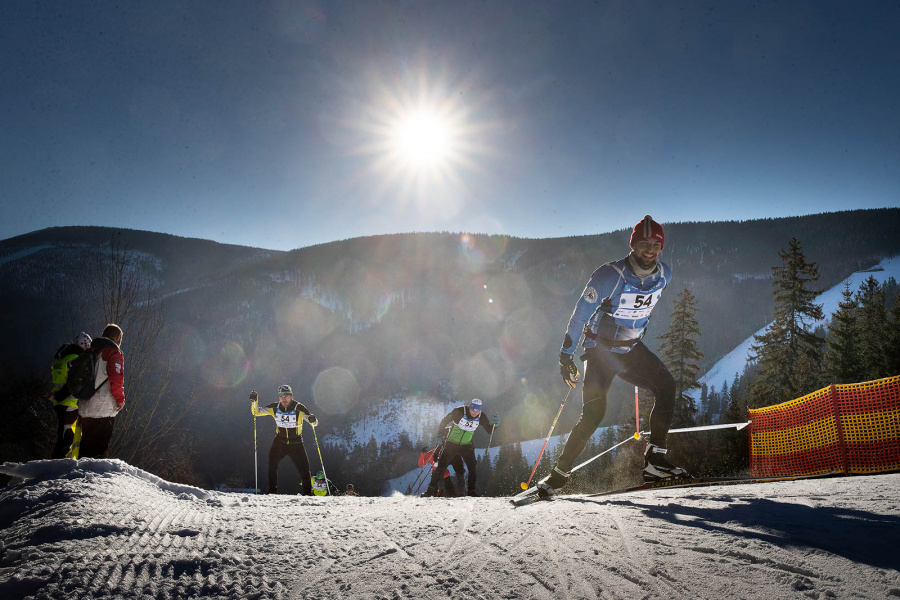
[2,459,898,599]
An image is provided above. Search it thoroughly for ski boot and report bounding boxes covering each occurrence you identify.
[643,443,689,482]
[537,466,571,499]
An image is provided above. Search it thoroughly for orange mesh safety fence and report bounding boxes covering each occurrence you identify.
[749,375,900,477]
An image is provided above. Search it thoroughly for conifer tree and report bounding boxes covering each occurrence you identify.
[707,383,728,422]
[475,452,493,496]
[750,238,824,407]
[658,288,703,427]
[824,282,862,383]
[486,442,529,496]
[888,289,900,376]
[855,276,889,380]
[699,383,709,415]
[730,373,741,404]
[706,384,719,417]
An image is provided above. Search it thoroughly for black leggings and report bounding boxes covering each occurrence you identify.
[557,341,675,471]
[79,416,115,459]
[268,437,312,495]
[429,443,477,493]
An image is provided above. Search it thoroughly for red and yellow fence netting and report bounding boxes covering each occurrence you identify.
[749,375,900,477]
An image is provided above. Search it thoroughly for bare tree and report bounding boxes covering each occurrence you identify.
[86,232,198,481]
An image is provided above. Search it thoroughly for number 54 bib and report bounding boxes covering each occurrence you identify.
[275,410,298,429]
[612,291,661,320]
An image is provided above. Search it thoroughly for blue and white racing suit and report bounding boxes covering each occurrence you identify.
[557,255,676,470]
[561,256,671,355]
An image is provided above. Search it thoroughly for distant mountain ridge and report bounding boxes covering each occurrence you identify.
[3,209,899,486]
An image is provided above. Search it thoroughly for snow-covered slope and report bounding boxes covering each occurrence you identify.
[323,396,455,451]
[694,254,900,397]
[1,459,898,599]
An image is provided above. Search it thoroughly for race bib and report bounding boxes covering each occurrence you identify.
[612,292,661,319]
[456,417,480,432]
[275,411,298,429]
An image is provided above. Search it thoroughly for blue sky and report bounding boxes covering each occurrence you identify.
[2,1,898,251]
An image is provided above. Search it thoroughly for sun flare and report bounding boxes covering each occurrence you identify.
[392,111,453,167]
[347,60,503,213]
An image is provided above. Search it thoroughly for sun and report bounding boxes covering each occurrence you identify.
[392,110,454,168]
[343,58,503,212]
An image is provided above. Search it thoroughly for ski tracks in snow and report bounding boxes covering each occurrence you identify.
[2,466,899,599]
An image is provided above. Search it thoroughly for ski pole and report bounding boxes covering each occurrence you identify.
[564,423,755,485]
[414,442,445,495]
[520,386,572,490]
[481,414,500,492]
[487,413,499,449]
[410,459,433,494]
[415,429,450,495]
[486,413,499,459]
[253,404,259,494]
[411,443,442,495]
[634,386,642,440]
[569,434,640,474]
[311,422,330,496]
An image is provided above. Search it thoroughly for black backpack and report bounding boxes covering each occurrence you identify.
[65,349,108,401]
[51,344,82,402]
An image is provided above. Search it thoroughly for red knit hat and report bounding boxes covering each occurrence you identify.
[629,215,664,250]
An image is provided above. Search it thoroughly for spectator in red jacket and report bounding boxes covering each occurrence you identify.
[77,324,126,458]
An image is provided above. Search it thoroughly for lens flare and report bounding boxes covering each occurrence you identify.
[313,367,360,415]
[202,341,251,389]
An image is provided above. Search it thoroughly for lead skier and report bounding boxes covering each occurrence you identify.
[540,215,686,499]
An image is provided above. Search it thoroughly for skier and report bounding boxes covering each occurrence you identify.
[540,215,686,499]
[344,483,358,496]
[311,471,328,496]
[418,444,465,497]
[424,398,496,497]
[250,385,318,495]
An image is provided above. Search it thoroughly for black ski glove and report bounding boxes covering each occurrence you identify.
[559,353,579,388]
[249,390,258,402]
[599,296,614,315]
[307,414,318,427]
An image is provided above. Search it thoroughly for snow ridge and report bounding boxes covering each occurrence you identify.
[2,459,898,599]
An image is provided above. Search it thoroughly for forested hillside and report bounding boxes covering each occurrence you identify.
[2,209,898,491]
